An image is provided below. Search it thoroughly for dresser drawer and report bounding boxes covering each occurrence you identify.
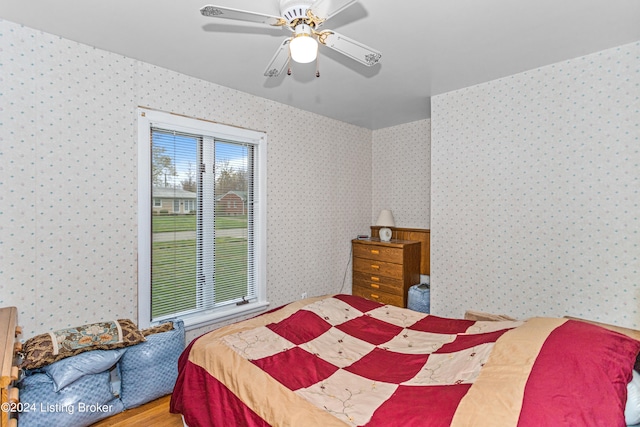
[353,272,403,294]
[353,244,404,264]
[353,279,403,295]
[353,257,403,277]
[353,285,404,307]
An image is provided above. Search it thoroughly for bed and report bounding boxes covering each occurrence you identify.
[170,294,640,426]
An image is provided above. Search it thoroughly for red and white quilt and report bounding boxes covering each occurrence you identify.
[171,294,640,426]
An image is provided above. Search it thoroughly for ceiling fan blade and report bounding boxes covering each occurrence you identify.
[309,0,357,22]
[263,38,291,77]
[319,31,381,66]
[200,5,286,26]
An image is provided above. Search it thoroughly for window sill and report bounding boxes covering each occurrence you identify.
[179,301,271,331]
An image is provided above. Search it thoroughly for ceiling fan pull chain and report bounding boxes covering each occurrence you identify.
[287,45,292,76]
[315,54,320,78]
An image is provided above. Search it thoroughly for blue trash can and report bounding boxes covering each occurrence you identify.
[408,283,430,313]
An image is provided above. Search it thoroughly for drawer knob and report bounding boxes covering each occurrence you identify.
[370,294,379,299]
[10,366,19,381]
[15,326,22,337]
[370,283,380,289]
[370,276,380,282]
[14,342,22,353]
[370,249,379,255]
[371,264,380,269]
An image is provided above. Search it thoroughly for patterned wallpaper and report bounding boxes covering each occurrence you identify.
[11,16,630,339]
[431,41,640,328]
[0,19,372,341]
[372,119,431,229]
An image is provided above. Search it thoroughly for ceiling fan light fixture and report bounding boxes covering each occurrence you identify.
[200,2,382,77]
[289,24,318,64]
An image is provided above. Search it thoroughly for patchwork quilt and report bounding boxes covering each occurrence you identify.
[171,294,640,426]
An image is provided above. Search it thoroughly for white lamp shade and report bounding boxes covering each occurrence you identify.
[290,24,318,64]
[375,209,395,227]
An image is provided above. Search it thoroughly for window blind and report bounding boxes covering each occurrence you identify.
[150,127,256,322]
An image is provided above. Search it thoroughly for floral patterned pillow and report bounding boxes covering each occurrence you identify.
[21,319,146,370]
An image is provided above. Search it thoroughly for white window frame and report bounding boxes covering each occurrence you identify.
[137,107,268,330]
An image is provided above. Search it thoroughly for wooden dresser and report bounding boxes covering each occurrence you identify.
[0,307,20,427]
[352,239,421,307]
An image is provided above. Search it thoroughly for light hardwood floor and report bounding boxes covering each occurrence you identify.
[91,395,184,427]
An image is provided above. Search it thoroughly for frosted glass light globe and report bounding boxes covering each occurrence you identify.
[290,24,318,64]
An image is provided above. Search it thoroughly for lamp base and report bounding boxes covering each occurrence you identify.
[379,227,392,242]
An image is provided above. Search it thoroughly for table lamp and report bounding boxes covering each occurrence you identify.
[376,209,395,242]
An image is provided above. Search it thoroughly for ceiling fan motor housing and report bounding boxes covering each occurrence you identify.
[280,0,314,24]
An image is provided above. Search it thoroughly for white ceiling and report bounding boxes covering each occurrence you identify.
[2,0,639,130]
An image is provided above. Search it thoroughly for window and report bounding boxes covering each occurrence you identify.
[153,198,162,208]
[137,108,268,329]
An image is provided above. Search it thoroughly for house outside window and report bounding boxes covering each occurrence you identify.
[137,108,268,329]
[151,187,196,215]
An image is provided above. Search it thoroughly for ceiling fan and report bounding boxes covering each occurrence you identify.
[200,0,382,77]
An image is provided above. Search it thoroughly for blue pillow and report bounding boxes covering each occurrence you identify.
[119,320,185,409]
[43,348,127,391]
[19,371,124,427]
